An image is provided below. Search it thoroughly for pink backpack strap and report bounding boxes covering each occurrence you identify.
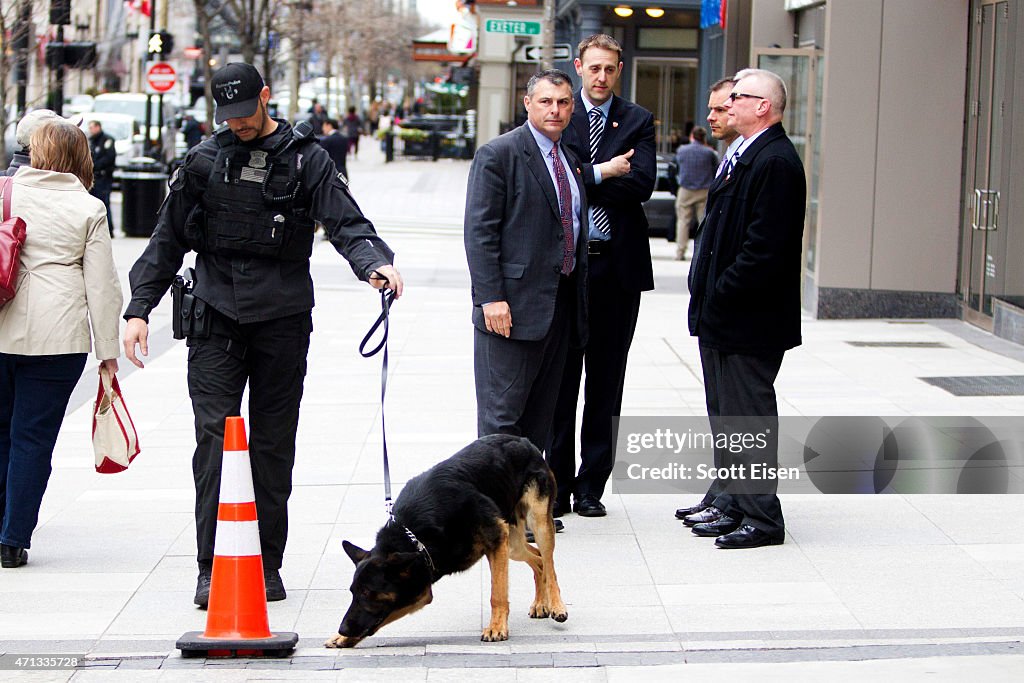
[0,177,11,222]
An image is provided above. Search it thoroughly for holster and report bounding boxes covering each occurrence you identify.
[171,267,211,340]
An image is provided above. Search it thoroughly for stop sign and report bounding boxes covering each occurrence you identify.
[146,62,177,93]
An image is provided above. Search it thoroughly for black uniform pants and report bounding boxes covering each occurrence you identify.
[699,345,785,537]
[188,308,312,570]
[548,256,641,504]
[89,176,113,236]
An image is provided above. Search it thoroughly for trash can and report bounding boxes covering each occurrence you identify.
[116,157,167,237]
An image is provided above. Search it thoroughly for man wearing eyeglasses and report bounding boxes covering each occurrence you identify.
[685,68,806,549]
[674,77,740,524]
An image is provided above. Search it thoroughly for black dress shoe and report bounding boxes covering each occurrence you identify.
[553,500,569,519]
[525,519,564,543]
[682,506,723,527]
[715,525,784,549]
[674,502,708,519]
[691,514,741,537]
[264,568,287,601]
[573,495,606,518]
[1,544,27,568]
[194,565,212,609]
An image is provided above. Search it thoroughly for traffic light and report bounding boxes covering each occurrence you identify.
[45,42,98,69]
[147,30,174,58]
[50,0,71,26]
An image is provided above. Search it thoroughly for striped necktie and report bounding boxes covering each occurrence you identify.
[589,108,611,235]
[715,153,730,178]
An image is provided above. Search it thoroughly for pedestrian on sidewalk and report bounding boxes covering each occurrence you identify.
[121,63,403,608]
[308,101,328,136]
[344,107,363,158]
[0,121,123,569]
[3,110,57,176]
[684,68,806,549]
[673,126,718,260]
[87,120,116,237]
[318,118,349,179]
[464,70,588,524]
[547,34,656,520]
[675,78,744,525]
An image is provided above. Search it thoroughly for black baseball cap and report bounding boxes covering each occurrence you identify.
[211,63,265,124]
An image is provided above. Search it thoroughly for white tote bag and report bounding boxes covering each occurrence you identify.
[92,366,141,473]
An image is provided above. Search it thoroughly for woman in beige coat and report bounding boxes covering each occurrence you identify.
[0,121,122,568]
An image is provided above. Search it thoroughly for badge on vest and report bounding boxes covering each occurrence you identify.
[239,150,269,183]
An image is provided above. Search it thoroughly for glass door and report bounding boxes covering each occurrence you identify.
[632,59,698,154]
[752,47,823,303]
[960,0,1011,326]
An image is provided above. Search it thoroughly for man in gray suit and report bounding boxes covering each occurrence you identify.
[465,69,589,458]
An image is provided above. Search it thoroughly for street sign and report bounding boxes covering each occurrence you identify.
[523,44,572,61]
[484,19,541,35]
[146,61,177,94]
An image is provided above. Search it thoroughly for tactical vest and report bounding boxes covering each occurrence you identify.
[191,126,316,261]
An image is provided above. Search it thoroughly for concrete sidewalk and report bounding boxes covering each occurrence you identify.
[2,140,1023,680]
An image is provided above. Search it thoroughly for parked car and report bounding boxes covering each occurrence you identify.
[645,152,679,241]
[78,112,145,174]
[64,94,95,116]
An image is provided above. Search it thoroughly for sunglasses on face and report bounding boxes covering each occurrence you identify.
[728,92,766,102]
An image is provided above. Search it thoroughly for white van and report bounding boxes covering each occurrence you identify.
[92,93,177,163]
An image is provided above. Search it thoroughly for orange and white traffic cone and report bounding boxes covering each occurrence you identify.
[177,416,298,658]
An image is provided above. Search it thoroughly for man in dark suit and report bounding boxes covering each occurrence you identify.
[318,118,349,178]
[548,34,656,518]
[686,68,806,549]
[465,69,588,471]
[675,77,740,524]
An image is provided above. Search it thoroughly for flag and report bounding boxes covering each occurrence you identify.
[701,0,722,29]
[126,0,152,18]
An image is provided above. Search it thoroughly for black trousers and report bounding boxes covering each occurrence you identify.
[699,345,785,537]
[548,256,641,504]
[474,275,575,452]
[188,308,312,570]
[89,176,113,235]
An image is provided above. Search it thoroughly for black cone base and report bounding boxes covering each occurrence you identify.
[176,630,298,658]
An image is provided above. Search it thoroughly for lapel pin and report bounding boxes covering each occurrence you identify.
[612,121,619,128]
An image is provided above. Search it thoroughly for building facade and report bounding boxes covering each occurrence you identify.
[723,0,1021,348]
[549,0,1022,345]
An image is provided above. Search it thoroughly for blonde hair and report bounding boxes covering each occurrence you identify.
[29,121,94,189]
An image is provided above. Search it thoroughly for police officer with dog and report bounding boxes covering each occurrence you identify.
[121,63,403,609]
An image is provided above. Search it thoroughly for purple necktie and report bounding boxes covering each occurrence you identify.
[550,145,574,275]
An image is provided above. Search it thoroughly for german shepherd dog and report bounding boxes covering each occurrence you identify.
[325,434,568,647]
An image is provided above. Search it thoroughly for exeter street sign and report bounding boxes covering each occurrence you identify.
[523,44,572,61]
[484,19,541,36]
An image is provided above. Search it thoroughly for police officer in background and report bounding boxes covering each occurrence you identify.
[121,63,404,609]
[87,120,116,236]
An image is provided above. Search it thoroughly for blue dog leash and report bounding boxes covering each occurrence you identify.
[359,280,436,574]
